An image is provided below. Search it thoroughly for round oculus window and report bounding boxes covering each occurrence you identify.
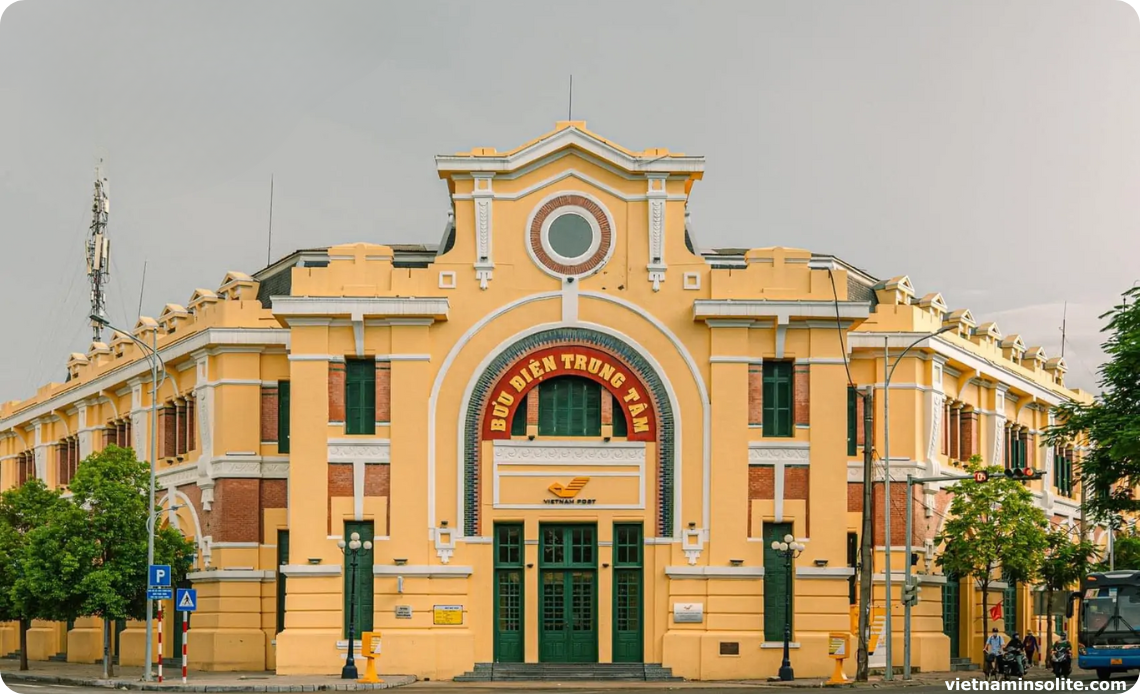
[547,213,594,260]
[528,194,613,278]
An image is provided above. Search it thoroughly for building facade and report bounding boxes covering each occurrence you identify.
[0,123,1097,679]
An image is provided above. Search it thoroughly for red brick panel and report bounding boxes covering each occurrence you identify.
[961,411,978,459]
[364,464,389,496]
[162,405,177,458]
[793,364,810,427]
[855,392,866,446]
[526,387,540,423]
[260,479,288,510]
[600,391,612,426]
[328,362,346,423]
[849,482,863,512]
[175,402,187,455]
[375,362,391,424]
[187,398,196,452]
[749,466,775,499]
[260,386,278,443]
[872,483,911,546]
[327,463,354,533]
[941,402,950,455]
[208,478,261,543]
[949,408,960,459]
[748,365,763,425]
[785,467,809,500]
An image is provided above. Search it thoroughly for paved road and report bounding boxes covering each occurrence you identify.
[3,670,1134,694]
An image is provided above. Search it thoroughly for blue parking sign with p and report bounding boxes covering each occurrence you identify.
[149,564,171,587]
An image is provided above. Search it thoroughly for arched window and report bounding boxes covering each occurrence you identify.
[539,376,601,437]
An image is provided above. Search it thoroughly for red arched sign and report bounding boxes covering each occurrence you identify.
[481,345,657,441]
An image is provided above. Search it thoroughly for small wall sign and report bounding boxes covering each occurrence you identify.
[673,602,704,623]
[395,605,413,619]
[433,604,463,625]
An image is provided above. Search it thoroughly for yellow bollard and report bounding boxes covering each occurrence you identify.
[827,632,850,685]
[357,631,384,684]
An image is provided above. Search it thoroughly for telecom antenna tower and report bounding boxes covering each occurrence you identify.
[86,164,111,342]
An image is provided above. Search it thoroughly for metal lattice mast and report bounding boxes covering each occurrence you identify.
[86,163,111,342]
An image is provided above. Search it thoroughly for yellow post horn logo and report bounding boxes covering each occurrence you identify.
[548,477,590,499]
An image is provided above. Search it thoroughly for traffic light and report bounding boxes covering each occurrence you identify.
[902,577,922,606]
[1003,466,1043,482]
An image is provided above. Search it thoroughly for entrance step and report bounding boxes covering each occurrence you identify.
[951,657,980,671]
[454,663,683,682]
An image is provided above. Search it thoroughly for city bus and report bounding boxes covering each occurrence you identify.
[1070,571,1140,680]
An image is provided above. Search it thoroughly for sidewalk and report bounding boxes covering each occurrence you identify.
[0,661,416,692]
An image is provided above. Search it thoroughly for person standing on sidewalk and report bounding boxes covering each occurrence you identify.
[985,628,1005,677]
[1024,632,1039,668]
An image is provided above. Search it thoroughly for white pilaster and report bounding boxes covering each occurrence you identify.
[646,175,667,291]
[472,173,495,290]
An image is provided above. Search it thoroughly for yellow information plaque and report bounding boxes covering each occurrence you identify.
[433,604,463,625]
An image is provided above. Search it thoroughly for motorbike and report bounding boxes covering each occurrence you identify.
[1052,646,1072,678]
[999,646,1027,680]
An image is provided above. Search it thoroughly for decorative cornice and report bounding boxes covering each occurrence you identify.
[749,441,810,466]
[693,300,871,322]
[280,564,342,576]
[373,565,472,578]
[187,569,274,582]
[493,440,645,465]
[327,439,391,464]
[271,297,449,323]
[665,566,765,579]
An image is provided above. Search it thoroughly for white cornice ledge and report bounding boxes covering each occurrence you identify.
[693,300,871,322]
[373,565,472,578]
[271,296,449,322]
[280,564,342,576]
[796,567,854,579]
[666,566,765,579]
[188,569,274,582]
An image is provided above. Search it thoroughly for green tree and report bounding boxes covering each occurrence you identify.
[26,445,196,675]
[1039,527,1098,661]
[1093,526,1140,572]
[936,455,1049,641]
[0,479,84,670]
[1046,286,1140,522]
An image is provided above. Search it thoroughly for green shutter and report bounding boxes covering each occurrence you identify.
[612,394,628,438]
[847,387,857,456]
[763,363,793,438]
[511,402,528,436]
[1002,571,1017,635]
[538,377,601,437]
[343,521,374,637]
[345,360,376,435]
[276,530,289,634]
[763,523,795,641]
[278,381,291,453]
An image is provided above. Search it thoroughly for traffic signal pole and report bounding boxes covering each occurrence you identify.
[902,471,976,680]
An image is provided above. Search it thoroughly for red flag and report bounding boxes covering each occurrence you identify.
[990,603,1003,622]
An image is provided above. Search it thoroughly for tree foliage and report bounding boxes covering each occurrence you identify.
[52,445,197,622]
[1095,528,1140,572]
[1047,286,1140,522]
[0,479,84,670]
[936,455,1049,636]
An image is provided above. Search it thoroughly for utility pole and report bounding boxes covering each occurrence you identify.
[86,163,111,341]
[857,386,875,682]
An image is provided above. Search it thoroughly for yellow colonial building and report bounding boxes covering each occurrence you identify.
[0,123,1097,680]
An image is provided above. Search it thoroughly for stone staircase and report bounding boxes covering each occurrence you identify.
[951,657,980,672]
[454,662,683,682]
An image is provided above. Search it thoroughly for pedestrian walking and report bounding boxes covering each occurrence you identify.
[1024,632,1039,668]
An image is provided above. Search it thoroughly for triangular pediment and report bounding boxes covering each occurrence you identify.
[435,121,705,179]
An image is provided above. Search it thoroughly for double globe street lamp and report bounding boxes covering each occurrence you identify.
[338,532,373,680]
[770,534,807,681]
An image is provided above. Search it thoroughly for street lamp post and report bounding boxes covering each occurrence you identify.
[882,324,955,681]
[770,534,806,681]
[91,314,166,681]
[338,532,373,680]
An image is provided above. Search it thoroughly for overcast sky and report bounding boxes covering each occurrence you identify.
[1,0,1137,400]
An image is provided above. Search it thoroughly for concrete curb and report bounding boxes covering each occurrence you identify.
[0,672,417,691]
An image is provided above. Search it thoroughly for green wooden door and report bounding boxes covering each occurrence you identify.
[763,523,795,641]
[276,530,289,634]
[343,521,374,638]
[494,523,525,663]
[942,574,961,659]
[612,523,643,662]
[539,524,598,662]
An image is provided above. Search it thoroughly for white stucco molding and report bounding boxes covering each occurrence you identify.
[797,567,855,579]
[693,299,871,323]
[327,439,391,464]
[280,565,342,576]
[373,565,472,578]
[666,566,765,579]
[271,297,449,323]
[435,126,706,176]
[188,569,275,582]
